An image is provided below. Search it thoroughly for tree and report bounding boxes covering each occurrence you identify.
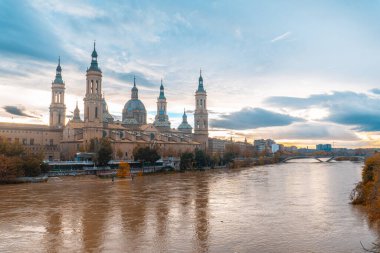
[223,152,235,165]
[0,156,23,180]
[194,149,208,168]
[133,146,160,164]
[180,152,194,170]
[97,138,113,166]
[0,138,46,180]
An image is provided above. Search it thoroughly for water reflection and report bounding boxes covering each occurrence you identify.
[0,162,378,252]
[194,176,210,253]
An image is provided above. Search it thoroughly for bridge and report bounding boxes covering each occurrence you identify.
[282,155,366,163]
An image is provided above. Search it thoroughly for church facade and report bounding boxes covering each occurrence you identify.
[0,44,209,161]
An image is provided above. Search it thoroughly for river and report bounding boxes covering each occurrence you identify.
[0,161,377,252]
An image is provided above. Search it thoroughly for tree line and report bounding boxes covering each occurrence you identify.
[0,139,48,180]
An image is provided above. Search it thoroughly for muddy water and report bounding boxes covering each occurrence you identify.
[0,161,377,252]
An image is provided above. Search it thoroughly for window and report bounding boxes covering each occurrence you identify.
[95,107,98,118]
[58,113,61,124]
[91,80,94,93]
[30,139,34,145]
[22,138,27,145]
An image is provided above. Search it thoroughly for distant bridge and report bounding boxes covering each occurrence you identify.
[282,156,366,163]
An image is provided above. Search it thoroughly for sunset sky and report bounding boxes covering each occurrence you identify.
[1,0,380,148]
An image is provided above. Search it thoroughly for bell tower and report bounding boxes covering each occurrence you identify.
[49,57,66,128]
[194,70,209,150]
[83,42,103,123]
[153,79,171,131]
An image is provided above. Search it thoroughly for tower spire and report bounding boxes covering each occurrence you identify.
[54,56,63,84]
[159,79,165,99]
[89,41,100,72]
[197,69,205,92]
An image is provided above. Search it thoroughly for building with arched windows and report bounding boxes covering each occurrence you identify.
[0,43,209,161]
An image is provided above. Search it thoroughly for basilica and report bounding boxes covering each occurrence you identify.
[0,43,209,161]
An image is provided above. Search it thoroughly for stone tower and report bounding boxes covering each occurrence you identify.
[83,42,103,123]
[153,79,171,131]
[193,70,208,150]
[49,57,66,128]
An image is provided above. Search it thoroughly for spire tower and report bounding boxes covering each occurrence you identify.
[49,57,66,128]
[84,42,103,123]
[153,79,170,131]
[194,69,208,150]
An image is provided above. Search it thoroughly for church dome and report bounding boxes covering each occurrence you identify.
[178,109,192,133]
[178,122,192,130]
[122,76,147,126]
[123,99,146,112]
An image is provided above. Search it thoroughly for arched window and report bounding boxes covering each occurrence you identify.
[96,80,99,93]
[200,99,202,106]
[58,113,61,124]
[87,107,89,119]
[95,107,98,118]
[91,80,94,93]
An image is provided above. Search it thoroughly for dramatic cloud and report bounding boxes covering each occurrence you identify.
[3,106,39,118]
[0,1,64,61]
[211,107,304,130]
[266,91,380,131]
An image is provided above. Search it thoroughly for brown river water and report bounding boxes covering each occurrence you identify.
[0,161,377,252]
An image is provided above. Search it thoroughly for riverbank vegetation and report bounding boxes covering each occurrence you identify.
[351,153,380,221]
[0,139,48,181]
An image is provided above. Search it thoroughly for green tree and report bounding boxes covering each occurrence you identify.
[97,138,113,166]
[194,149,208,168]
[133,146,160,164]
[180,152,194,170]
[223,152,235,165]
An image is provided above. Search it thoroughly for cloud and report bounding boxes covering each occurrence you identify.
[370,88,380,95]
[272,123,359,141]
[271,31,292,43]
[107,71,158,89]
[211,107,304,130]
[29,0,105,18]
[3,106,40,118]
[0,1,65,61]
[266,91,380,131]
